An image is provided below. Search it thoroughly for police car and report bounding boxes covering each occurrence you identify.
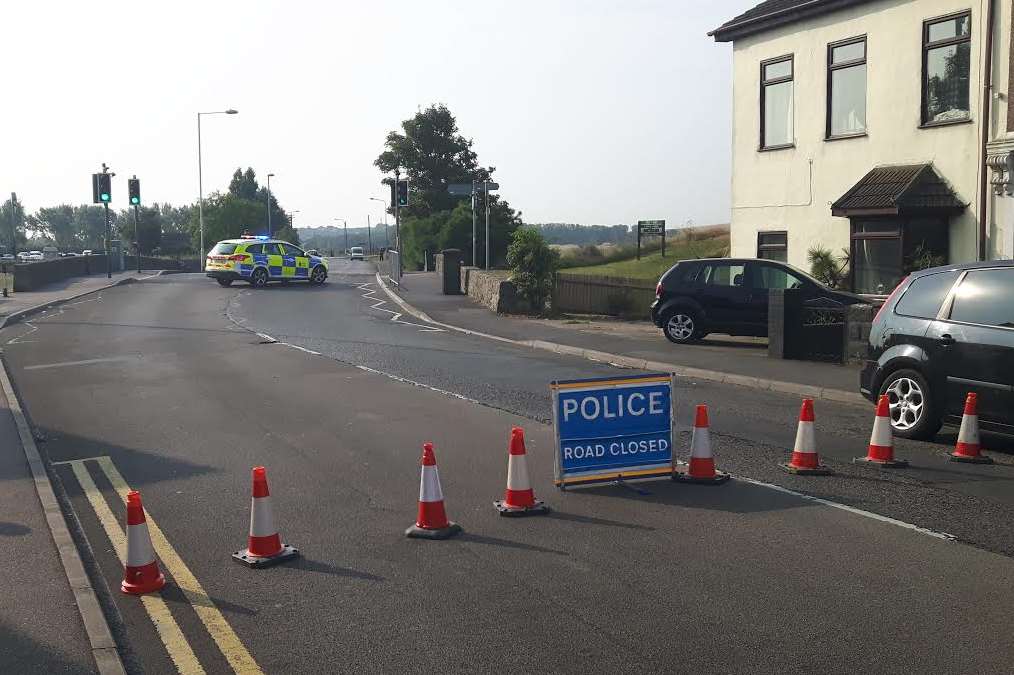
[205,236,328,288]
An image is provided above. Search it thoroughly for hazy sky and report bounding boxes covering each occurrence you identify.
[2,1,755,229]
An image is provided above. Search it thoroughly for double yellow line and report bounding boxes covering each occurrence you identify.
[59,456,262,675]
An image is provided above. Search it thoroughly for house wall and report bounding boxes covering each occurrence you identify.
[987,0,1014,259]
[729,0,999,271]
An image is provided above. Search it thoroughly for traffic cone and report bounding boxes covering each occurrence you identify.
[780,399,832,475]
[121,490,165,595]
[950,393,993,464]
[406,443,463,539]
[232,467,299,568]
[855,395,908,467]
[494,427,549,516]
[674,404,730,484]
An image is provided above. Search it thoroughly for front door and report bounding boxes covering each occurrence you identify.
[695,261,751,332]
[280,243,310,279]
[926,268,1014,428]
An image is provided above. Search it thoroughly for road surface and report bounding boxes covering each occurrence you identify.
[2,260,1013,674]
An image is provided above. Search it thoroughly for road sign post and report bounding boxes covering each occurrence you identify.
[637,220,666,260]
[550,373,676,489]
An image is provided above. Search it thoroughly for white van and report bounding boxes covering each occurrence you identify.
[349,246,364,261]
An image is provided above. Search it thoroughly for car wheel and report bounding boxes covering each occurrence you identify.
[662,310,703,344]
[250,268,269,288]
[216,278,232,288]
[310,265,327,285]
[879,368,941,440]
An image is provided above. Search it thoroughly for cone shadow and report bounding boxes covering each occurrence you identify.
[0,521,30,536]
[292,558,384,581]
[544,511,654,532]
[458,533,568,556]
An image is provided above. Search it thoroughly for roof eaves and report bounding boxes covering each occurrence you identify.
[710,0,871,42]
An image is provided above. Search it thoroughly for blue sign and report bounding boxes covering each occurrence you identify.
[551,373,674,488]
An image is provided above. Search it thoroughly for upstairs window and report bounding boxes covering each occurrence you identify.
[922,12,971,125]
[827,37,867,138]
[761,56,794,149]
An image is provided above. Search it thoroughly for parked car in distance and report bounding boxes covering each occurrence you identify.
[349,246,364,261]
[82,249,93,255]
[651,258,864,344]
[860,260,1014,440]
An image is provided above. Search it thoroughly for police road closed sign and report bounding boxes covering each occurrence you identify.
[551,373,674,488]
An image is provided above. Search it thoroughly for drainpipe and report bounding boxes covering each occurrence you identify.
[979,0,996,261]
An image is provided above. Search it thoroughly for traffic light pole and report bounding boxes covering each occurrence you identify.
[103,202,111,279]
[394,169,402,278]
[133,204,141,274]
[471,181,477,267]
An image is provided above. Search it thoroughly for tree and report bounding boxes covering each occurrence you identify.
[1,193,27,253]
[115,206,162,255]
[228,168,260,201]
[30,205,78,250]
[507,227,559,312]
[376,104,522,267]
[807,246,850,289]
[71,206,107,250]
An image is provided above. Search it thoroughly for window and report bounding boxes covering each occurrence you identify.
[827,37,867,138]
[756,231,787,262]
[209,243,237,255]
[922,12,971,125]
[281,243,305,256]
[949,269,1014,327]
[851,222,902,295]
[761,56,793,149]
[701,262,747,287]
[243,243,264,255]
[753,264,804,290]
[263,243,282,255]
[895,270,959,318]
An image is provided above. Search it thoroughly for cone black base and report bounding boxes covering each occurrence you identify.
[779,463,833,476]
[405,522,462,540]
[493,500,550,517]
[949,453,993,464]
[232,544,299,568]
[853,457,909,468]
[673,470,731,485]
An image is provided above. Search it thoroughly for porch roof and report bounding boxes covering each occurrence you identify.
[831,164,966,218]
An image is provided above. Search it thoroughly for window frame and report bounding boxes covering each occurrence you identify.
[756,230,788,261]
[759,54,795,151]
[826,35,868,140]
[920,10,973,128]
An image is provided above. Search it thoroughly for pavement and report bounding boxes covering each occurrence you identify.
[2,260,1014,673]
[0,270,160,329]
[388,271,862,402]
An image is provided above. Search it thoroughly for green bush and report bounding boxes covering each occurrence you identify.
[507,227,559,312]
[807,245,850,289]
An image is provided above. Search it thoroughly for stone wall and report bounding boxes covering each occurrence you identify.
[464,269,532,314]
[12,255,110,291]
[843,304,876,364]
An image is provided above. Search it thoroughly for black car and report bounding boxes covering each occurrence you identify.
[650,258,863,344]
[860,261,1014,439]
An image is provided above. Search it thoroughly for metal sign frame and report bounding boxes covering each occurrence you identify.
[551,372,676,489]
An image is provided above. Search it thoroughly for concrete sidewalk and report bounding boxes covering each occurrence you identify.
[0,270,159,329]
[387,271,864,404]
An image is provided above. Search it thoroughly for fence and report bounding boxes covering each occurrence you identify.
[552,273,656,319]
[378,250,401,286]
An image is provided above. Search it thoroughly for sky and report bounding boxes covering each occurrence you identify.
[1,0,757,230]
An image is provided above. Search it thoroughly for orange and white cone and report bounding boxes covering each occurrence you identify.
[121,490,165,594]
[780,399,832,475]
[950,393,993,464]
[674,404,729,484]
[232,467,299,568]
[406,443,462,539]
[494,427,549,516]
[855,395,908,467]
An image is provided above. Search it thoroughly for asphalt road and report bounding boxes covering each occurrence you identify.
[2,262,1014,674]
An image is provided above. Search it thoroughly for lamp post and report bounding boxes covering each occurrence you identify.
[369,197,389,248]
[334,218,347,254]
[197,108,238,269]
[266,172,275,237]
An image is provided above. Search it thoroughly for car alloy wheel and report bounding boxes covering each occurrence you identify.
[251,268,268,288]
[885,376,924,432]
[310,266,327,284]
[666,313,695,342]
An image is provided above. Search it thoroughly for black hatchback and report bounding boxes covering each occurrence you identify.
[860,261,1014,439]
[650,258,863,343]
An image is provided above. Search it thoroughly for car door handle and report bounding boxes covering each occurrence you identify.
[939,334,956,346]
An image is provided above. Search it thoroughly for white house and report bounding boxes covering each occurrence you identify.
[711,0,1014,295]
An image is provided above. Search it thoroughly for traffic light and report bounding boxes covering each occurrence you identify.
[128,178,140,205]
[92,173,112,203]
[396,180,409,207]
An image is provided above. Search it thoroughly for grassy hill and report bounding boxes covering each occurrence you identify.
[559,229,729,281]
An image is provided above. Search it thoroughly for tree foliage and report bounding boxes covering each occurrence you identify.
[507,227,559,311]
[1,193,27,253]
[807,246,850,289]
[375,104,521,268]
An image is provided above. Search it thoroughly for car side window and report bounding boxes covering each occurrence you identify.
[262,244,281,256]
[948,269,1014,328]
[281,243,305,257]
[894,270,959,319]
[244,243,263,255]
[700,263,747,288]
[753,264,804,290]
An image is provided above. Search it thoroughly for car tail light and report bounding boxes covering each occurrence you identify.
[228,254,248,262]
[655,282,662,298]
[873,276,908,324]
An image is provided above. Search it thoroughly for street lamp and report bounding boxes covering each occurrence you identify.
[334,217,347,254]
[369,197,390,248]
[266,173,275,237]
[197,108,238,269]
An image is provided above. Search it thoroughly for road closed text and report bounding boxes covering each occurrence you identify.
[562,437,670,460]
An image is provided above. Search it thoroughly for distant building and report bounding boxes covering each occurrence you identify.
[711,0,1014,294]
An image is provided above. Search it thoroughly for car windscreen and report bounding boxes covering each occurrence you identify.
[210,243,237,255]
